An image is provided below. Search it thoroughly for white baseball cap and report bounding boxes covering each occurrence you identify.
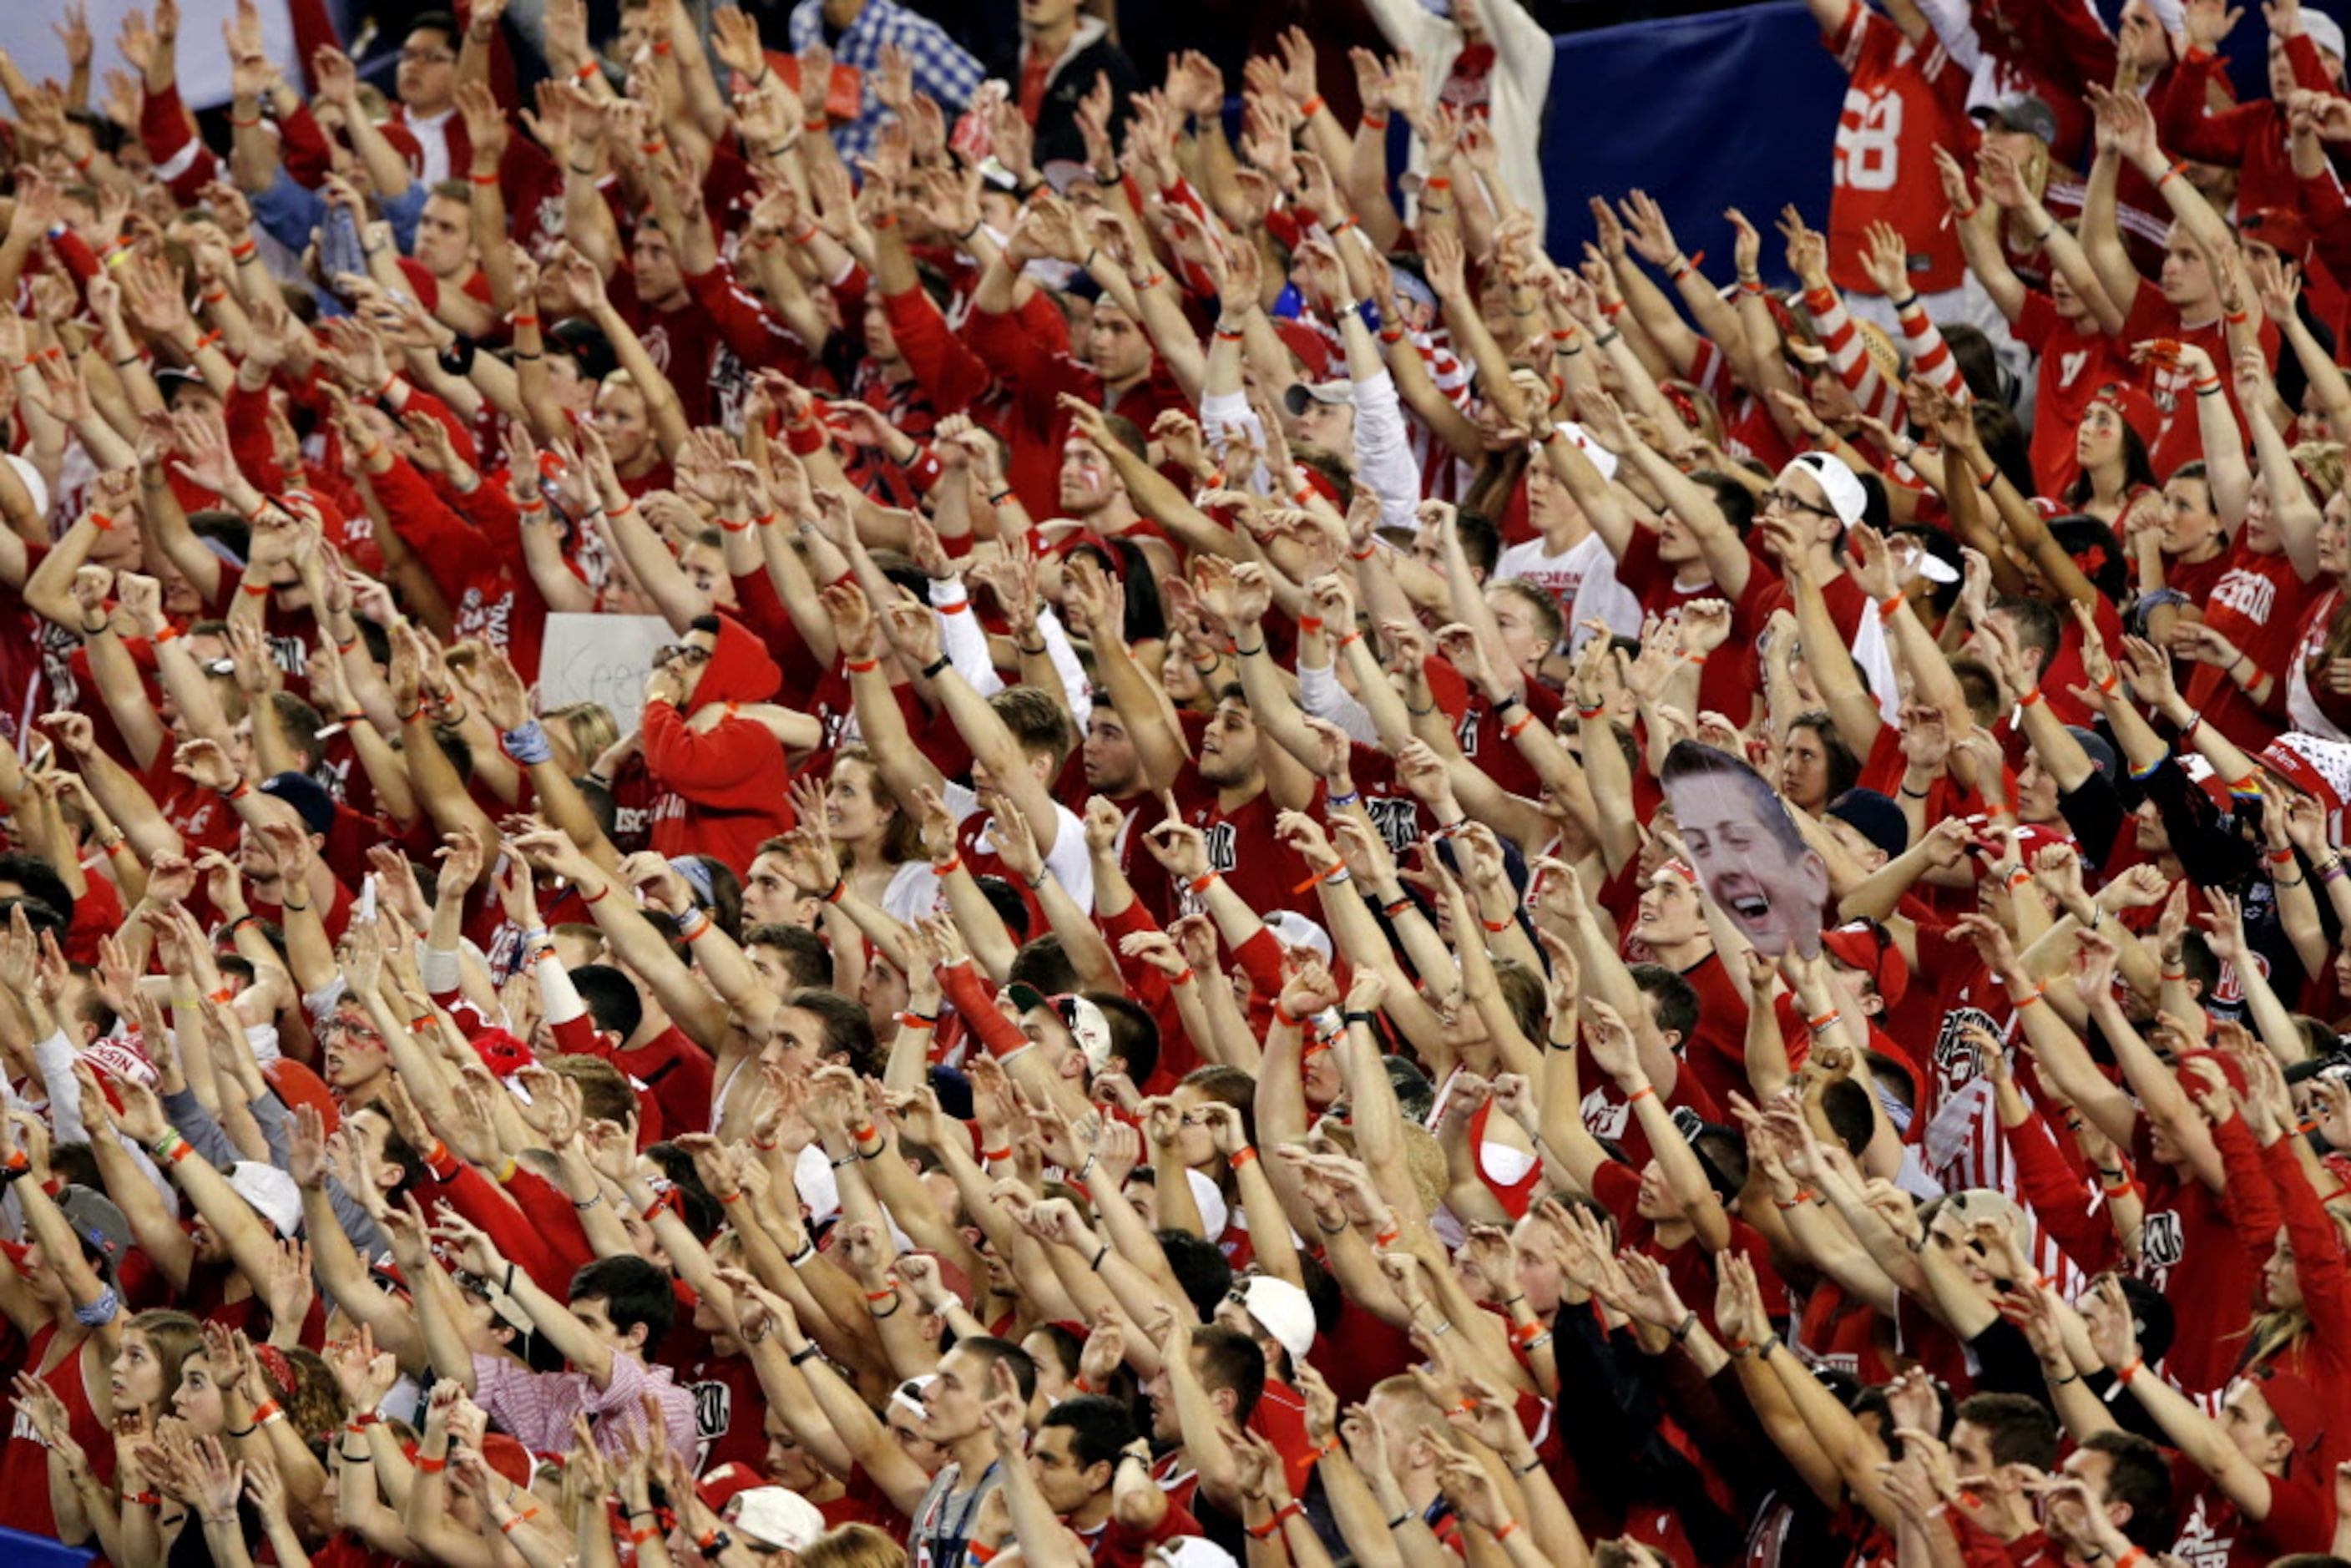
[1239,1276,1317,1366]
[727,1488,825,1552]
[1781,452,1868,526]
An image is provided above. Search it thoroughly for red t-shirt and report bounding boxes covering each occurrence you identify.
[2121,280,2279,480]
[2166,1454,2333,1567]
[2186,538,2303,750]
[1590,1160,1790,1337]
[2135,1136,2262,1395]
[2014,290,2135,498]
[1612,527,1784,725]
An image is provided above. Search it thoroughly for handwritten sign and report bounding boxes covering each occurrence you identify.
[535,614,672,736]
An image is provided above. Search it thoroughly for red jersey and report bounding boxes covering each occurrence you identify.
[1825,3,1972,297]
[0,1325,111,1538]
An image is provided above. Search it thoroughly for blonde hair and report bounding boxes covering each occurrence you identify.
[544,701,621,770]
[796,1524,908,1568]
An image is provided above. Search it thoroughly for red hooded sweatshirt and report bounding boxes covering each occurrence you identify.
[642,615,797,874]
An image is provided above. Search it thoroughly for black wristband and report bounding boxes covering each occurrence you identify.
[1343,1010,1378,1027]
[1889,293,1919,313]
[437,336,478,378]
[789,1343,822,1366]
[920,654,951,680]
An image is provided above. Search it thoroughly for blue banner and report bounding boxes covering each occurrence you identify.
[1540,2,1848,286]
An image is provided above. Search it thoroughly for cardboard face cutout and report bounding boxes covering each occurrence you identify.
[1661,748,1829,960]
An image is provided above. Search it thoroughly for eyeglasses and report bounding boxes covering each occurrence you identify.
[655,643,713,667]
[400,48,458,64]
[1761,489,1835,520]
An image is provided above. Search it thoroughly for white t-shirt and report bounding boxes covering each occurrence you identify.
[943,781,1095,913]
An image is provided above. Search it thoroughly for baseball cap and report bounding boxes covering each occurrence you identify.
[467,1026,536,1079]
[696,1463,769,1515]
[2257,731,2351,819]
[727,1488,826,1552]
[228,1161,303,1238]
[1972,94,2059,145]
[260,772,336,837]
[56,1186,131,1284]
[1782,452,1868,526]
[1544,420,1619,482]
[1821,920,1909,1010]
[2241,207,2316,265]
[2247,1365,2327,1466]
[2302,13,2344,59]
[1237,1276,1316,1367]
[1004,983,1115,1074]
[2090,382,2161,449]
[1825,788,1909,859]
[2067,726,2121,787]
[1263,909,1333,964]
[1283,380,1355,416]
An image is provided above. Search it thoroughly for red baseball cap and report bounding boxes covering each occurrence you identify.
[1822,920,1909,1010]
[2240,208,2315,266]
[2091,382,2161,449]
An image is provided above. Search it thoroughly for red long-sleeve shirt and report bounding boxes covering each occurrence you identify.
[2156,36,2340,218]
[415,1157,571,1297]
[2000,1100,2121,1276]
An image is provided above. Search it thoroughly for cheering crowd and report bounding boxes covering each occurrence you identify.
[3,0,2351,1563]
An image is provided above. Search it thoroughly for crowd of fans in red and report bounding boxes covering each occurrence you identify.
[3,0,2351,1564]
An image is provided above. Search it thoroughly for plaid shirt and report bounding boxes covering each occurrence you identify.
[788,0,985,163]
[473,1349,699,1458]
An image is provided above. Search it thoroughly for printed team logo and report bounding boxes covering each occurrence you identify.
[1201,820,1238,873]
[1365,795,1420,855]
[690,1378,732,1471]
[1931,1004,2000,1100]
[1581,1087,1630,1143]
[2170,1493,2229,1568]
[2139,1210,2184,1271]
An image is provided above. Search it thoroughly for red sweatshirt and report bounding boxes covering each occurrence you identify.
[2156,35,2338,220]
[642,613,796,875]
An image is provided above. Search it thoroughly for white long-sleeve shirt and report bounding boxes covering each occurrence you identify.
[1358,0,1556,228]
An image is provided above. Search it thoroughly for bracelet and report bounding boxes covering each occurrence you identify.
[1248,1501,1307,1539]
[1493,1521,1522,1543]
[2115,1356,2143,1385]
[1229,1146,1258,1170]
[790,1343,822,1366]
[1089,1243,1111,1272]
[416,1454,448,1473]
[1187,871,1221,896]
[499,1508,541,1534]
[1876,591,1905,623]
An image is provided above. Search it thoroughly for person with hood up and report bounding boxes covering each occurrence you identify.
[642,614,818,877]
